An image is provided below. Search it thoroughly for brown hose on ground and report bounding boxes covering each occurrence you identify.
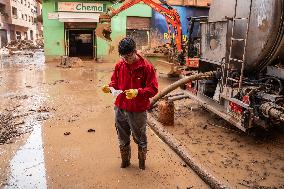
[150,71,217,107]
[147,115,232,188]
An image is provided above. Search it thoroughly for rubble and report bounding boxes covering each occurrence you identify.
[58,56,83,68]
[141,29,171,57]
[142,44,170,56]
[35,38,44,48]
[5,39,44,52]
[0,110,29,144]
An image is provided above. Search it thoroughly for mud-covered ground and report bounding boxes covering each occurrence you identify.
[152,97,284,188]
[0,52,208,189]
[0,51,283,188]
[0,50,49,145]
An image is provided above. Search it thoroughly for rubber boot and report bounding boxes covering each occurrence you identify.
[119,145,131,168]
[138,146,147,170]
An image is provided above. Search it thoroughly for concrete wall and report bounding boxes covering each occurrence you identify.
[0,0,10,46]
[100,3,152,61]
[10,0,38,40]
[42,1,65,61]
[0,0,42,46]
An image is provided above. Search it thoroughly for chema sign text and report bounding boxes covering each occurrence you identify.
[58,2,105,13]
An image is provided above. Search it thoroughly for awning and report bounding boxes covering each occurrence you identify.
[58,12,100,22]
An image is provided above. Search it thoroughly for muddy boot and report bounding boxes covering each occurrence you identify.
[138,146,147,170]
[119,145,131,168]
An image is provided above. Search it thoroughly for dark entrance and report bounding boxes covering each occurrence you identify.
[0,29,8,48]
[68,30,93,58]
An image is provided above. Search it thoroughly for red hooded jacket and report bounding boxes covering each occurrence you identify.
[109,54,158,112]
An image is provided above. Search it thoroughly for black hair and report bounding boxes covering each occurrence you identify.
[118,37,136,55]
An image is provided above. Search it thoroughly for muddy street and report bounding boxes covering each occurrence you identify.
[0,52,208,188]
[0,52,284,189]
[1,0,284,188]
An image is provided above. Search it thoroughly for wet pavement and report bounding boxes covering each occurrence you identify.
[0,51,208,189]
[8,123,46,188]
[1,51,283,188]
[0,51,48,188]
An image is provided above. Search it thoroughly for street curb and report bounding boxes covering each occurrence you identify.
[147,113,232,189]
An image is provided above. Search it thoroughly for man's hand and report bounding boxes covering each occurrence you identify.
[102,85,111,93]
[125,89,138,99]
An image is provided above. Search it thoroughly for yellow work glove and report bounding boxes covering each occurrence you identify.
[102,85,111,93]
[125,89,138,99]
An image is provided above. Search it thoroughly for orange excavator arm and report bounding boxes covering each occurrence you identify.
[97,0,182,52]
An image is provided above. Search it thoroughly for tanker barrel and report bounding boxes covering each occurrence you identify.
[260,102,284,123]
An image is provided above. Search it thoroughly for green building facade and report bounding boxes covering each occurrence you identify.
[42,0,152,62]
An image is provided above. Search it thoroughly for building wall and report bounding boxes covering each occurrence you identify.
[42,1,152,62]
[9,0,38,40]
[103,3,152,59]
[36,1,43,38]
[42,1,65,60]
[0,0,10,46]
[0,0,41,46]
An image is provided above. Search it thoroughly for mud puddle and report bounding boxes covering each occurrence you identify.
[1,53,209,188]
[6,123,47,188]
[0,51,50,188]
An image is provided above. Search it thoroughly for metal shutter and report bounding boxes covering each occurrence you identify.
[126,17,150,30]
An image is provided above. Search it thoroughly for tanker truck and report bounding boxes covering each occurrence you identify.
[162,0,284,131]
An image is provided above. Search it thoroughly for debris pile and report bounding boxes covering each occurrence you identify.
[35,38,44,48]
[142,44,170,56]
[0,48,9,55]
[149,29,167,47]
[58,56,83,68]
[6,40,43,51]
[0,111,27,144]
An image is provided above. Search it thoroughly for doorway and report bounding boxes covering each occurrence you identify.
[68,30,94,58]
[0,29,8,47]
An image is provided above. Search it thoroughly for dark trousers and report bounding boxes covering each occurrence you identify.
[114,106,147,148]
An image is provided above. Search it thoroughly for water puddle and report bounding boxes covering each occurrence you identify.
[5,123,47,189]
[0,50,48,188]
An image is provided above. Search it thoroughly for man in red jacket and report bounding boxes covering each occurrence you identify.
[102,37,158,170]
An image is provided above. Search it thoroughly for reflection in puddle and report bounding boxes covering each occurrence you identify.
[6,123,47,189]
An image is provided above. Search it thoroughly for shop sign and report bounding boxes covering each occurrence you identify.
[58,2,105,13]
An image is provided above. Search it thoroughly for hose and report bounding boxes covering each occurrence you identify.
[150,71,217,107]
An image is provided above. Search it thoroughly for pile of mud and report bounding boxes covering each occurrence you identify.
[35,38,44,48]
[6,40,43,51]
[58,56,83,68]
[151,96,284,188]
[142,44,170,56]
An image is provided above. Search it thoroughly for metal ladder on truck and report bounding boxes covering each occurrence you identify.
[226,0,253,91]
